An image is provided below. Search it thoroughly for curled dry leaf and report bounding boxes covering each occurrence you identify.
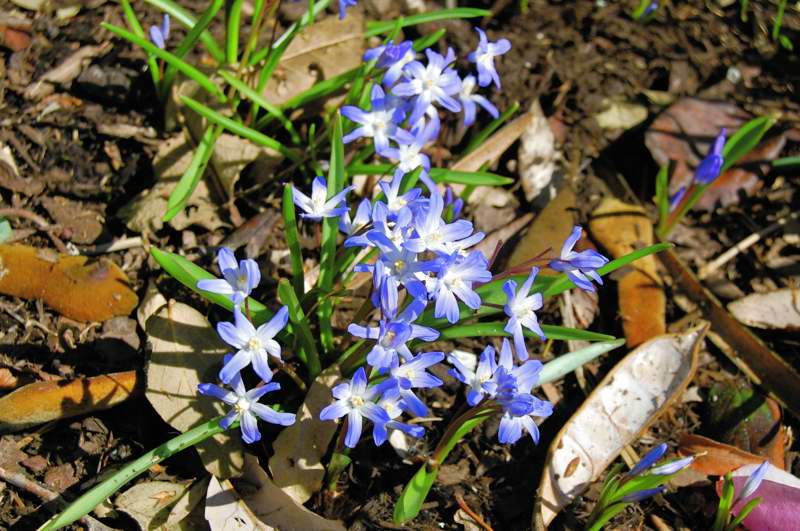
[728,288,800,331]
[589,197,665,346]
[0,244,138,322]
[518,100,560,202]
[261,13,365,106]
[242,454,345,531]
[679,434,782,476]
[115,480,189,530]
[269,364,342,504]
[145,300,243,479]
[0,370,139,433]
[535,323,708,527]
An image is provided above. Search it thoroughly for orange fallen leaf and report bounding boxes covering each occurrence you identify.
[589,198,665,346]
[0,370,140,433]
[0,244,138,322]
[0,368,18,390]
[679,433,785,476]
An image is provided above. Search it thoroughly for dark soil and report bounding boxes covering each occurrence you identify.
[0,0,798,530]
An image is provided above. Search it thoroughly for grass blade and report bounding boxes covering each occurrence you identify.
[366,8,490,37]
[164,125,221,222]
[102,23,226,101]
[180,95,300,161]
[282,184,305,297]
[722,116,776,172]
[225,0,244,64]
[655,164,669,225]
[142,0,225,62]
[347,164,513,186]
[317,114,345,355]
[119,0,160,87]
[538,340,625,386]
[437,322,616,342]
[278,279,321,379]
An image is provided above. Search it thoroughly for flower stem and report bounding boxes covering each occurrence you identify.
[40,417,228,530]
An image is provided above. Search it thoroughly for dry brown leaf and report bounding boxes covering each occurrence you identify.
[115,480,188,530]
[0,368,18,390]
[535,324,707,527]
[0,370,139,433]
[261,13,365,106]
[0,244,138,322]
[679,433,782,475]
[508,186,576,271]
[24,43,111,100]
[728,288,800,331]
[40,196,104,244]
[269,365,342,504]
[589,198,665,346]
[145,300,243,479]
[242,454,345,531]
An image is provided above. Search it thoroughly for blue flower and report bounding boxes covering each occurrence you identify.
[447,345,499,406]
[149,14,170,49]
[339,197,372,235]
[366,40,416,87]
[503,267,545,360]
[494,367,552,444]
[649,456,694,475]
[380,118,438,186]
[197,247,260,304]
[378,173,423,220]
[389,351,444,416]
[341,85,413,154]
[216,306,289,384]
[377,388,426,438]
[626,443,668,477]
[198,356,295,444]
[443,186,464,220]
[292,176,354,220]
[694,128,726,185]
[642,1,659,17]
[738,461,769,500]
[548,226,609,292]
[404,191,476,255]
[392,49,462,125]
[319,367,392,448]
[338,0,357,20]
[432,250,491,323]
[468,28,511,89]
[458,74,499,127]
[668,185,687,212]
[361,229,437,298]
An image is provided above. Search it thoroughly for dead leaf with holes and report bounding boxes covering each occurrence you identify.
[589,198,665,346]
[0,371,139,433]
[535,323,707,527]
[269,365,342,504]
[145,300,243,479]
[728,288,800,331]
[261,13,365,106]
[0,244,138,322]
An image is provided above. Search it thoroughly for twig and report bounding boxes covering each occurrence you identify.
[0,207,68,254]
[81,237,143,255]
[455,493,494,531]
[697,210,800,280]
[0,465,115,531]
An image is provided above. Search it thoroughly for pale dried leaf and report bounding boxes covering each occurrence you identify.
[536,324,707,526]
[269,365,342,504]
[115,480,188,530]
[518,100,559,201]
[242,454,346,531]
[145,301,243,478]
[262,13,365,106]
[594,100,648,130]
[728,288,800,331]
[137,282,168,331]
[24,43,110,100]
[205,476,272,531]
[165,477,210,529]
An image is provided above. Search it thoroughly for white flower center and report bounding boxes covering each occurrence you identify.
[349,396,364,408]
[247,337,262,351]
[235,397,250,413]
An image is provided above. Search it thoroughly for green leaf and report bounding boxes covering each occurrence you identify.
[726,496,762,530]
[120,0,160,87]
[142,0,225,62]
[282,184,305,297]
[366,8,490,37]
[150,247,272,324]
[0,218,11,244]
[722,116,776,172]
[537,340,625,386]
[161,0,225,97]
[412,28,446,51]
[281,68,361,110]
[655,165,669,225]
[164,125,221,222]
[219,70,301,144]
[278,279,320,379]
[317,114,345,355]
[346,164,513,186]
[772,155,800,168]
[180,95,299,161]
[102,23,226,101]
[437,322,616,342]
[586,502,629,531]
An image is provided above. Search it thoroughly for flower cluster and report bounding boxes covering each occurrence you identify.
[196,248,296,443]
[289,35,610,449]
